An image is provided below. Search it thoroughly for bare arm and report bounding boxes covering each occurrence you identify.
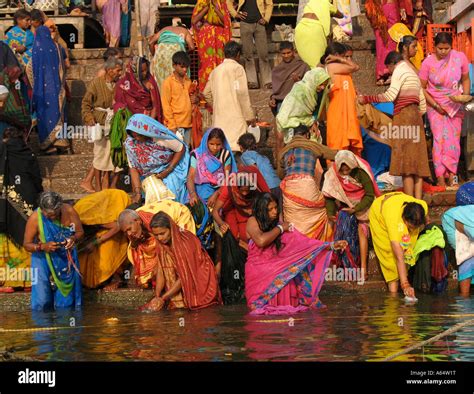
[187,166,199,205]
[129,167,142,203]
[246,216,285,249]
[461,72,470,95]
[192,4,210,25]
[390,240,413,295]
[158,148,184,180]
[184,31,195,51]
[326,55,360,75]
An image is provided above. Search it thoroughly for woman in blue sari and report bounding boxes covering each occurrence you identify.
[186,127,237,248]
[442,191,474,297]
[124,113,190,205]
[23,192,84,310]
[4,9,34,69]
[31,26,69,154]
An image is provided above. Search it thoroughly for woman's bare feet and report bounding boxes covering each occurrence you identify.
[80,181,96,193]
[437,176,446,187]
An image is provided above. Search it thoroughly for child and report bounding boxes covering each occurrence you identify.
[161,51,197,147]
[237,133,282,202]
[5,9,34,68]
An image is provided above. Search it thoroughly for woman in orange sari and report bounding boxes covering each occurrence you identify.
[191,0,231,91]
[141,211,221,311]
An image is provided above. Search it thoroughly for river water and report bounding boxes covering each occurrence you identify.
[0,292,473,361]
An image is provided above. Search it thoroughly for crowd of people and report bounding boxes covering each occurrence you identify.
[0,2,473,315]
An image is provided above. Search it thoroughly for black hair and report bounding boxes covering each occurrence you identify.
[402,202,426,228]
[434,32,453,46]
[398,35,417,54]
[293,124,310,137]
[252,193,282,251]
[384,51,403,66]
[208,127,226,143]
[320,42,346,64]
[237,133,257,151]
[279,41,294,51]
[150,211,171,229]
[224,41,242,59]
[30,9,44,23]
[103,47,121,61]
[3,127,23,140]
[172,51,191,67]
[13,9,30,25]
[343,43,353,52]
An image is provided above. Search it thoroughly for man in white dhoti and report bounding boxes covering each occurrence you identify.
[203,41,256,152]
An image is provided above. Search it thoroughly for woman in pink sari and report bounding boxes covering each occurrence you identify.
[97,0,128,47]
[245,193,347,315]
[419,33,471,188]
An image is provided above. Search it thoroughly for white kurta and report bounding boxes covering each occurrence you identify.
[203,58,254,151]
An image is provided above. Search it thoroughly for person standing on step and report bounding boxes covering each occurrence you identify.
[227,0,273,89]
[80,57,123,193]
[203,41,256,151]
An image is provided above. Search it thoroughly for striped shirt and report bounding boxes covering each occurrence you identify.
[363,61,426,115]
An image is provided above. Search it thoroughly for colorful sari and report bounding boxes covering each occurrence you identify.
[365,0,400,79]
[74,190,131,288]
[0,42,30,134]
[101,0,127,47]
[245,228,333,315]
[151,30,187,90]
[191,128,237,204]
[5,25,34,68]
[32,26,68,151]
[31,208,82,311]
[419,50,470,178]
[388,23,424,70]
[124,113,190,204]
[114,56,162,122]
[456,182,474,206]
[192,0,231,91]
[154,213,221,309]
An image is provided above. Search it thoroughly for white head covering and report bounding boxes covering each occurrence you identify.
[0,85,9,101]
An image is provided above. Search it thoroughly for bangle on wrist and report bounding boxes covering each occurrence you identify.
[277,224,284,234]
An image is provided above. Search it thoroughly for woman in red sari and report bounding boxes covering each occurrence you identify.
[141,211,221,311]
[114,56,162,121]
[212,166,270,304]
[191,0,231,92]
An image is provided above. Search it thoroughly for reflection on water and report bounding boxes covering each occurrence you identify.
[0,293,473,361]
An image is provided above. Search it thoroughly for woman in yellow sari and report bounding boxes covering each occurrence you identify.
[369,192,428,298]
[388,23,424,70]
[74,189,131,289]
[295,0,343,68]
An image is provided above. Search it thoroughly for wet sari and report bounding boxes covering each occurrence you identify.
[31,208,82,311]
[192,0,231,91]
[245,228,333,315]
[31,26,68,151]
[124,113,190,204]
[74,189,131,288]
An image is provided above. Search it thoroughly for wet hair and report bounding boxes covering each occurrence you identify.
[293,124,310,137]
[343,43,353,53]
[434,32,453,46]
[38,191,63,211]
[103,47,121,61]
[172,51,191,67]
[384,51,403,66]
[30,9,44,24]
[150,211,171,229]
[224,41,242,59]
[3,127,23,139]
[237,133,257,151]
[402,202,426,228]
[13,9,30,25]
[398,35,417,54]
[279,41,294,51]
[320,42,347,64]
[117,209,140,229]
[208,127,226,143]
[252,193,282,251]
[104,57,123,70]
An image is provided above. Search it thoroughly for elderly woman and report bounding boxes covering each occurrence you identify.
[139,212,221,311]
[124,114,190,204]
[419,32,471,189]
[23,192,84,310]
[369,192,428,298]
